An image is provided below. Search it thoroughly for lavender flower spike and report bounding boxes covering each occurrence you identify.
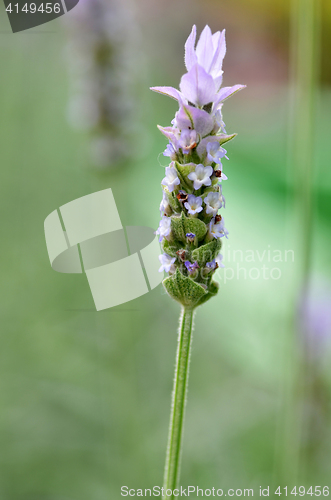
[151,24,244,497]
[152,23,243,304]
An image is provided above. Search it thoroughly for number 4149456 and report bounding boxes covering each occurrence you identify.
[5,3,61,13]
[275,486,329,496]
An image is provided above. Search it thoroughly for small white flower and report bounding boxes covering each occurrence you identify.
[184,194,203,215]
[214,105,226,134]
[204,191,223,217]
[215,253,225,268]
[155,216,172,242]
[159,192,170,215]
[163,143,177,160]
[215,165,228,181]
[188,164,213,190]
[178,129,198,154]
[162,165,180,193]
[159,253,176,273]
[206,142,228,165]
[219,184,226,208]
[208,218,229,239]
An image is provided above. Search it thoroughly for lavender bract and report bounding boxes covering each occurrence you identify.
[152,25,244,309]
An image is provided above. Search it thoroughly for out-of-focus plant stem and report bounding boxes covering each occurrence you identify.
[163,307,195,500]
[289,0,320,279]
[277,0,321,487]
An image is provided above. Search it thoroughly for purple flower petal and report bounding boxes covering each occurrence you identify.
[157,126,179,148]
[184,106,214,136]
[163,143,176,159]
[184,25,197,71]
[175,106,192,130]
[185,260,199,274]
[213,74,224,92]
[206,259,217,270]
[210,29,226,76]
[150,86,187,105]
[180,64,216,107]
[175,105,214,137]
[195,25,214,73]
[213,84,246,107]
[178,129,198,154]
[197,134,234,158]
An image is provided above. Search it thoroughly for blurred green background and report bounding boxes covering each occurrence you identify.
[0,0,331,498]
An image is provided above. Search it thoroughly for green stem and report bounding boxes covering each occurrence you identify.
[163,306,195,500]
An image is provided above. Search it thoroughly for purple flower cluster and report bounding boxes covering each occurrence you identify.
[153,25,244,291]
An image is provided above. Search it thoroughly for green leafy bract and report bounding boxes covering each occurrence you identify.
[171,212,207,243]
[162,268,207,308]
[162,238,182,257]
[191,239,222,267]
[196,280,219,306]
